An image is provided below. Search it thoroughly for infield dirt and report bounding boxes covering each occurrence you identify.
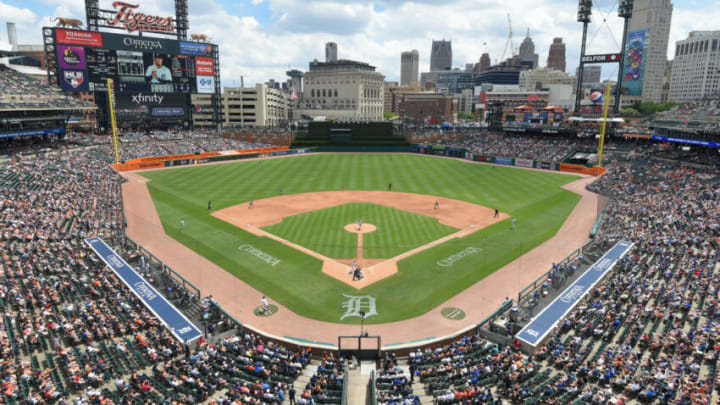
[212,191,508,288]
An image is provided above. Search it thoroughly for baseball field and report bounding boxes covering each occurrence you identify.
[142,153,581,324]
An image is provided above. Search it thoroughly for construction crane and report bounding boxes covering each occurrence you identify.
[500,13,515,63]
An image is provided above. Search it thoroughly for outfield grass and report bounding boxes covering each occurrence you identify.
[263,202,459,259]
[142,154,581,324]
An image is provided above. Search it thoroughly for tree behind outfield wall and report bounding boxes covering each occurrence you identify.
[633,101,680,116]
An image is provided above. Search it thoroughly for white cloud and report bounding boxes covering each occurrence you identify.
[1,0,715,86]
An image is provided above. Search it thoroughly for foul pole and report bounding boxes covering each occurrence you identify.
[597,80,612,168]
[106,78,120,167]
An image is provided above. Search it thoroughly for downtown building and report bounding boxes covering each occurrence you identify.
[400,50,419,87]
[430,40,452,72]
[625,0,673,103]
[669,31,720,102]
[546,38,566,72]
[191,83,290,128]
[298,45,384,121]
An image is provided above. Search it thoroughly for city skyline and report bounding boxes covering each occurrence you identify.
[0,0,716,86]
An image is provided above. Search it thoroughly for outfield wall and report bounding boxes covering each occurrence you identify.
[411,144,607,176]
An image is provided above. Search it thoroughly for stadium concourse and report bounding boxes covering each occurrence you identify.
[0,95,718,403]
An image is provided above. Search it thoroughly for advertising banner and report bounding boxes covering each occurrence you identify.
[179,41,213,56]
[651,135,720,148]
[195,57,214,75]
[515,158,533,168]
[84,238,202,342]
[56,29,103,47]
[196,75,214,94]
[115,93,187,121]
[538,161,555,170]
[474,155,488,162]
[495,157,513,165]
[102,32,180,54]
[622,29,649,97]
[60,69,89,92]
[516,240,634,347]
[57,45,86,69]
[0,128,65,139]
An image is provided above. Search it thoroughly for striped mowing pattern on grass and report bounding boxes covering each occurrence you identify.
[142,154,581,323]
[263,202,458,259]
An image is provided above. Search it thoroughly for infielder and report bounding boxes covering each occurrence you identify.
[512,217,516,230]
[180,219,184,231]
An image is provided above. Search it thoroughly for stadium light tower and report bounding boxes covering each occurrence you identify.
[614,0,635,113]
[574,0,593,113]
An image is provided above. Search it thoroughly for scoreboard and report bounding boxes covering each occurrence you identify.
[45,28,217,95]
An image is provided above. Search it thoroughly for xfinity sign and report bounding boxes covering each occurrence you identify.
[581,53,621,64]
[131,94,164,104]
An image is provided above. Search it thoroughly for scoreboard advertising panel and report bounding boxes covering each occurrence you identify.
[52,28,216,96]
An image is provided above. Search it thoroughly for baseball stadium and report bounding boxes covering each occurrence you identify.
[1,1,720,404]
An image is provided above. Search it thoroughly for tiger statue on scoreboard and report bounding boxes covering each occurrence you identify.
[51,17,84,29]
[190,33,211,42]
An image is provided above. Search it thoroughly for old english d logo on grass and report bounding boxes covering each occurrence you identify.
[340,294,377,320]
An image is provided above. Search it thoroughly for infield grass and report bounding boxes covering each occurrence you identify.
[142,154,581,324]
[263,202,459,259]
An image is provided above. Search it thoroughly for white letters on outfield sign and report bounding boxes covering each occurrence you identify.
[436,247,483,267]
[238,244,281,266]
[340,294,378,320]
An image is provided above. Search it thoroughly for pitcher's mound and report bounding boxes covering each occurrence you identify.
[344,223,377,234]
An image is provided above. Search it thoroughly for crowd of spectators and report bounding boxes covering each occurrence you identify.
[94,131,277,162]
[399,147,719,404]
[0,145,311,404]
[376,352,418,405]
[436,132,601,163]
[0,65,94,111]
[0,125,718,404]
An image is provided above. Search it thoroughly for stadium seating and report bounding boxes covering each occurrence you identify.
[0,127,718,404]
[0,65,94,111]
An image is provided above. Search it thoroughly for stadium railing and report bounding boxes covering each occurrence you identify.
[368,370,377,405]
[163,264,201,299]
[516,247,581,303]
[341,361,349,405]
[123,235,202,298]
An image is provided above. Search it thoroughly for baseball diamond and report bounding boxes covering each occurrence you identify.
[135,153,582,324]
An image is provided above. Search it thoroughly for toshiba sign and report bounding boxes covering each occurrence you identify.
[56,29,104,47]
[195,57,214,75]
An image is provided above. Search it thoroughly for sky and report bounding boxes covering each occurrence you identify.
[0,0,718,86]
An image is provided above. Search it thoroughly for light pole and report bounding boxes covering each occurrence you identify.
[359,311,366,336]
[615,0,635,114]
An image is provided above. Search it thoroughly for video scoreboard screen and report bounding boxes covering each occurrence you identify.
[48,28,217,95]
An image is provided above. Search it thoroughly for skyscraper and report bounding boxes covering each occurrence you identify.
[576,65,602,85]
[518,30,539,69]
[474,53,491,72]
[400,50,419,87]
[624,0,673,103]
[430,40,452,71]
[325,42,337,63]
[669,31,720,102]
[547,38,566,72]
